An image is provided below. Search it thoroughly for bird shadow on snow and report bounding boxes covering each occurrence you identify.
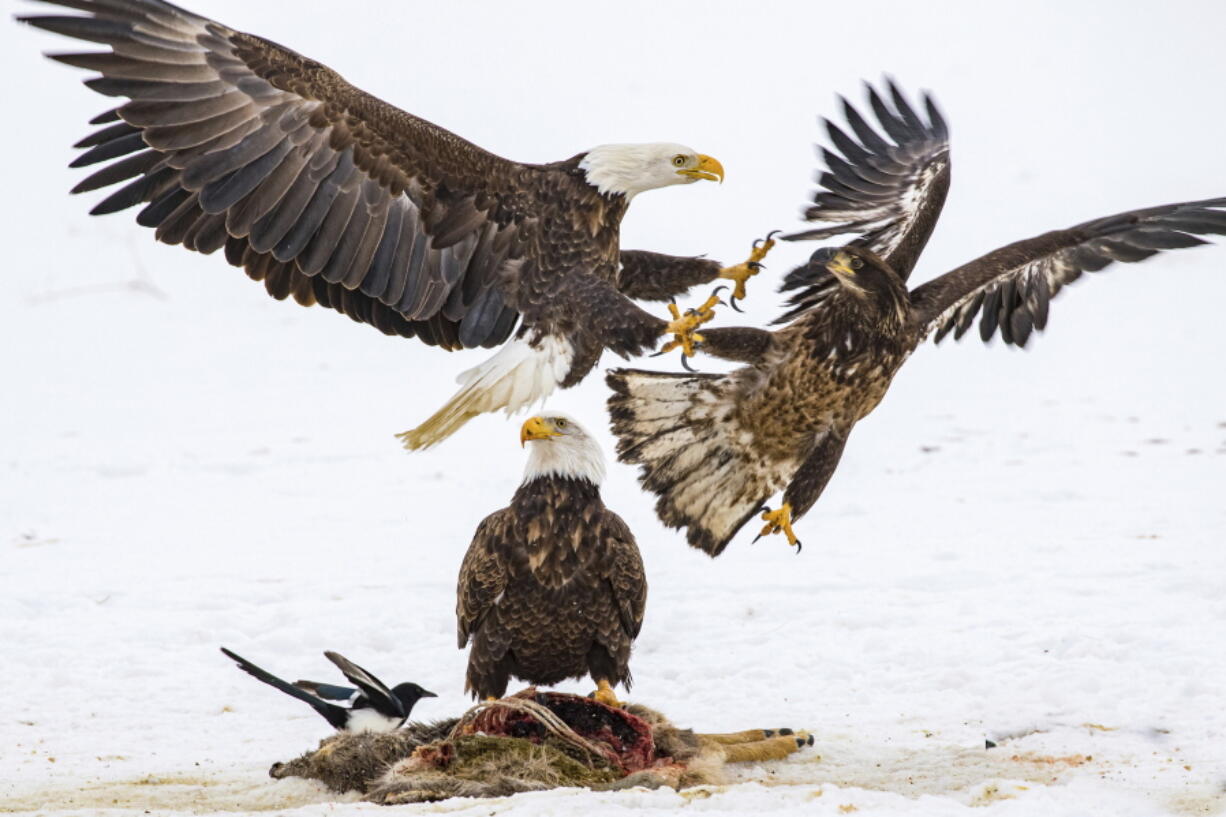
[6,727,1222,814]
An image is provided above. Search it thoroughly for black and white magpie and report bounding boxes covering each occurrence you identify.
[219,647,436,733]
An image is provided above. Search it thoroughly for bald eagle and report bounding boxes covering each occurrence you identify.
[608,79,1226,556]
[20,0,770,449]
[457,414,646,705]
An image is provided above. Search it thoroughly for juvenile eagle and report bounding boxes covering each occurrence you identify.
[20,0,771,449]
[608,79,1226,556]
[458,414,646,705]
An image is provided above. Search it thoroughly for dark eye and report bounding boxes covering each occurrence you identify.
[851,257,863,270]
[672,155,687,167]
[555,418,568,428]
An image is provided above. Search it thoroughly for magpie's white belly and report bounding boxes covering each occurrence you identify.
[343,708,400,734]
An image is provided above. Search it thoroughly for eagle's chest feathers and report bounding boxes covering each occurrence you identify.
[752,305,914,452]
[536,174,626,275]
[509,477,604,589]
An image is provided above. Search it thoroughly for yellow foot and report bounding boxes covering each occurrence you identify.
[755,502,802,551]
[591,679,622,708]
[658,291,721,359]
[718,231,779,307]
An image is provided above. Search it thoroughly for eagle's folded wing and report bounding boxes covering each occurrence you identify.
[911,197,1226,347]
[22,0,526,349]
[456,511,511,648]
[599,511,647,640]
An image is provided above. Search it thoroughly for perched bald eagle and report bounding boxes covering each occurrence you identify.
[20,0,769,449]
[608,79,1226,556]
[457,414,646,705]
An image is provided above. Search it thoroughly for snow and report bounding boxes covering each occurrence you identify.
[2,1,1225,815]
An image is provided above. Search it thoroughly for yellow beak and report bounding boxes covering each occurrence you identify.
[677,154,725,183]
[827,251,856,279]
[520,416,559,447]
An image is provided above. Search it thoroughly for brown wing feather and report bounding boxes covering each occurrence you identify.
[456,510,510,649]
[598,509,647,640]
[782,79,950,281]
[912,197,1226,347]
[23,0,525,349]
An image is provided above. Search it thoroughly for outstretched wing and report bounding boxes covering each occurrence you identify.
[782,79,951,280]
[912,198,1226,347]
[323,651,402,718]
[21,0,526,350]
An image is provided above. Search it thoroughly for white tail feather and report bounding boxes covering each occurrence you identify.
[608,369,789,555]
[398,335,574,450]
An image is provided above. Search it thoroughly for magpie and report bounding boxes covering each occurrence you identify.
[219,647,436,733]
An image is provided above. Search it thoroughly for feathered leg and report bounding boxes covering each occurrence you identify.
[757,430,848,551]
[615,250,722,301]
[693,326,775,363]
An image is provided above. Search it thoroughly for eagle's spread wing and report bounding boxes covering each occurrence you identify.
[912,198,1226,346]
[323,651,402,718]
[782,79,950,280]
[456,510,511,649]
[598,510,647,640]
[22,0,526,350]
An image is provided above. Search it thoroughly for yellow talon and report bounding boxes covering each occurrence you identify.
[661,292,720,358]
[718,263,758,303]
[592,679,622,708]
[717,232,778,303]
[757,502,801,549]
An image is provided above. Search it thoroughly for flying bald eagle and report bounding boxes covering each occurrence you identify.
[458,414,646,705]
[20,0,770,449]
[608,79,1226,556]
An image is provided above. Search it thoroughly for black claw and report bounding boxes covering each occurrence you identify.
[795,540,803,554]
[765,229,781,242]
[680,353,698,372]
[710,284,728,301]
[747,261,763,270]
[807,734,815,746]
[649,348,669,358]
[730,295,744,313]
[751,532,764,545]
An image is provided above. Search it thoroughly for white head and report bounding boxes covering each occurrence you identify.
[579,143,724,200]
[520,413,606,486]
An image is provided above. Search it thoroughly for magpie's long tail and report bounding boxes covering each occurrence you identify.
[220,647,348,730]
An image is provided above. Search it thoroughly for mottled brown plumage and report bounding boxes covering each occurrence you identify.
[21,0,732,446]
[609,79,1226,556]
[458,416,646,700]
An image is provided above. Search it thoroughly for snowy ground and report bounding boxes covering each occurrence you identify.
[3,1,1225,815]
